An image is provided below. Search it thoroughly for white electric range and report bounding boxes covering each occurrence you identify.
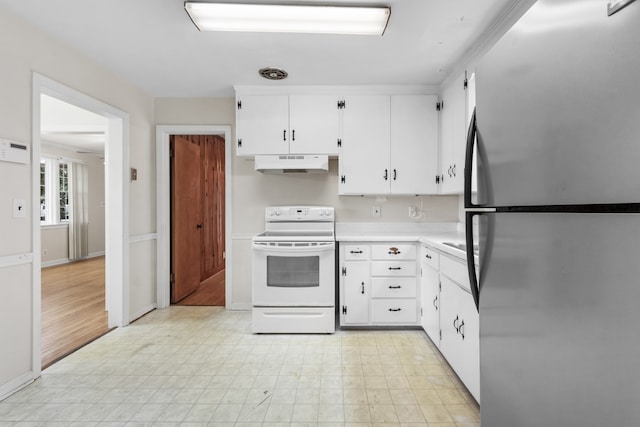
[252,206,335,333]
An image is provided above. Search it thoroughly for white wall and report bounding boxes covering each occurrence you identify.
[0,5,155,398]
[155,97,459,309]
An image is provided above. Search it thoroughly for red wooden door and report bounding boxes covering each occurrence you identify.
[171,136,202,303]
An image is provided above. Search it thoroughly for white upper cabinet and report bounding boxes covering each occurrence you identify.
[338,95,391,195]
[391,95,439,195]
[235,94,339,156]
[339,94,439,195]
[236,95,289,155]
[439,73,468,194]
[288,95,340,155]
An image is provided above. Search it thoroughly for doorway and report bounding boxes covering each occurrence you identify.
[156,125,232,310]
[33,74,129,376]
[171,135,225,306]
[39,94,110,368]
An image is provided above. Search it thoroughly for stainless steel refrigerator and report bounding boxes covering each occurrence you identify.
[464,0,640,426]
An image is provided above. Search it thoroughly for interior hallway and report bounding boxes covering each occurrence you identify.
[41,256,112,369]
[2,306,479,425]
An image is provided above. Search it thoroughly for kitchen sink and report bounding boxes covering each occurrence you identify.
[443,242,479,255]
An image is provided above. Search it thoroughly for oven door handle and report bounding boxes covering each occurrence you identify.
[252,241,335,252]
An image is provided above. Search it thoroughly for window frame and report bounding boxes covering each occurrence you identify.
[40,156,71,226]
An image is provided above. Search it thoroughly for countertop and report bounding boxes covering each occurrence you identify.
[335,221,475,262]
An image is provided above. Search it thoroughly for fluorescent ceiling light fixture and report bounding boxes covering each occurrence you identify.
[184,2,391,35]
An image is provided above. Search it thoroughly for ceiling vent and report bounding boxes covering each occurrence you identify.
[259,67,288,80]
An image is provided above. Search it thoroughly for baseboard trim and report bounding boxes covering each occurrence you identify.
[230,303,251,311]
[0,371,34,402]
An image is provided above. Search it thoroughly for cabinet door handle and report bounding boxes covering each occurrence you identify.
[388,250,402,255]
[388,308,402,312]
[388,267,402,271]
[452,164,456,177]
[361,282,365,294]
[283,129,287,141]
[388,285,402,289]
[433,296,438,310]
[453,315,460,332]
[459,319,465,339]
[448,165,452,177]
[350,250,363,254]
[393,169,397,181]
[292,129,295,141]
[425,254,432,259]
[384,169,388,180]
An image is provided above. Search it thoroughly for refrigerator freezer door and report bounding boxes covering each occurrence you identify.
[479,212,640,427]
[475,0,640,207]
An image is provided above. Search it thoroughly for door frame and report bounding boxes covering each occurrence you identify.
[32,73,129,374]
[156,125,232,309]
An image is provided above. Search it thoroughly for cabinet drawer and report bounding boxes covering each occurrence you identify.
[371,244,416,260]
[371,277,416,298]
[343,245,370,260]
[371,261,416,277]
[420,245,439,269]
[371,299,417,323]
[440,255,470,291]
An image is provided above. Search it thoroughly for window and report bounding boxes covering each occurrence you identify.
[40,157,71,225]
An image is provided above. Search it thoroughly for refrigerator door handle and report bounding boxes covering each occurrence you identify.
[464,107,477,209]
[465,211,480,312]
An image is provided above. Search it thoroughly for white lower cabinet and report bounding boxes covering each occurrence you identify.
[420,245,440,345]
[340,242,419,327]
[420,245,480,402]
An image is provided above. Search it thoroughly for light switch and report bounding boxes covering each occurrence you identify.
[13,199,26,218]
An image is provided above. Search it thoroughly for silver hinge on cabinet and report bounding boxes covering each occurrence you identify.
[341,175,346,184]
[170,272,175,283]
[421,307,423,317]
[342,266,347,276]
[464,71,468,90]
[237,139,242,148]
[237,100,242,109]
[169,148,174,158]
[337,100,346,109]
[342,305,347,315]
[439,329,442,340]
[337,139,342,148]
[436,101,443,111]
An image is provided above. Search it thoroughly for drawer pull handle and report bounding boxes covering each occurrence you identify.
[350,250,363,254]
[459,319,465,339]
[388,267,402,271]
[433,296,438,310]
[388,247,401,255]
[453,315,460,332]
[388,308,402,312]
[425,254,432,259]
[388,285,402,289]
[361,282,365,294]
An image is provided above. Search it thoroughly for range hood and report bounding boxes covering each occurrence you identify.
[255,154,329,174]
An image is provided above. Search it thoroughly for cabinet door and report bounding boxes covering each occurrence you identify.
[421,262,440,346]
[236,95,289,155]
[342,260,370,325]
[440,275,480,402]
[390,95,439,194]
[338,95,390,195]
[439,74,467,194]
[289,95,339,155]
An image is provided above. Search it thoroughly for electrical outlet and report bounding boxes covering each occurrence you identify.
[373,206,381,217]
[409,206,418,218]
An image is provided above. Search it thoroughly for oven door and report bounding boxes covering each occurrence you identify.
[252,241,335,307]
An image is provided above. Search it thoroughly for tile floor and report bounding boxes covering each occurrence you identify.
[0,307,479,426]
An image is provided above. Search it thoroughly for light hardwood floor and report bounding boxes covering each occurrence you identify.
[174,269,225,306]
[41,256,113,369]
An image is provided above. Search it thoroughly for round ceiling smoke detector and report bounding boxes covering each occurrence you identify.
[259,67,288,80]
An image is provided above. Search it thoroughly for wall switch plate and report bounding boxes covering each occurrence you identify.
[13,199,26,218]
[373,206,381,217]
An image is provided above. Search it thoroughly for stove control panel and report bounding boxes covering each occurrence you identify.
[266,206,334,221]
